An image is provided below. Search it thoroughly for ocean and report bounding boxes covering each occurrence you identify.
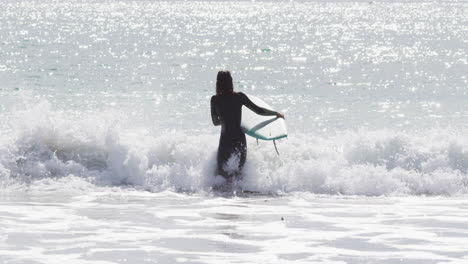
[1,0,467,263]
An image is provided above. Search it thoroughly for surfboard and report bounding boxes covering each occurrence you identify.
[241,94,287,141]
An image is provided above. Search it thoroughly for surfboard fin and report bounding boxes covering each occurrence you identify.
[256,138,259,145]
[273,140,280,156]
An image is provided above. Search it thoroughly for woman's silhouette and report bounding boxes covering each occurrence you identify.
[210,71,284,179]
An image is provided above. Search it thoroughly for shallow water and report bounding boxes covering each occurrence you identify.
[1,191,468,264]
[1,0,468,263]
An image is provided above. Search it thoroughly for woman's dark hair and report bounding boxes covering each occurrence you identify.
[216,70,234,95]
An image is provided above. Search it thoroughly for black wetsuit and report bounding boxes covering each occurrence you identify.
[211,92,277,178]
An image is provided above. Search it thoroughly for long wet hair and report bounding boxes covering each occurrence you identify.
[216,70,234,95]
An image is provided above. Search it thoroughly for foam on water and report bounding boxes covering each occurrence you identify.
[0,0,467,197]
[1,98,467,196]
[1,2,468,262]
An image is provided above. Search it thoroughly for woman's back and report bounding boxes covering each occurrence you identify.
[211,92,244,133]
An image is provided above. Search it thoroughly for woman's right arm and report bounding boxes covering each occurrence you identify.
[241,93,282,117]
[211,96,221,126]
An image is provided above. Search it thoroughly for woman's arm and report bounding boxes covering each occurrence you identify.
[241,93,282,117]
[211,96,221,126]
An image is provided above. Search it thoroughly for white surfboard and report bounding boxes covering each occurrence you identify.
[241,94,287,141]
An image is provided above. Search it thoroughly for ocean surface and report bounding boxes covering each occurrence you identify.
[1,0,467,263]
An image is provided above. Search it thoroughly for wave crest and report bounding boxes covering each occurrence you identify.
[1,102,467,196]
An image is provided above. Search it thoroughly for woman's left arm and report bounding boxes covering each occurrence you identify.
[211,96,221,126]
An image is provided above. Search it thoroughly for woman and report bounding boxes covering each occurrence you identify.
[210,71,284,179]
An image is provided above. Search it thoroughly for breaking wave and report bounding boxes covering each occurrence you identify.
[1,100,468,196]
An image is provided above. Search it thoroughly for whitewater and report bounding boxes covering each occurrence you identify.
[1,0,467,263]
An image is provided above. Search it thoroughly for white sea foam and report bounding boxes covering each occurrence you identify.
[1,1,467,263]
[1,100,467,196]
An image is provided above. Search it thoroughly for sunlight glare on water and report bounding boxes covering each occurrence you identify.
[1,1,468,263]
[0,0,467,133]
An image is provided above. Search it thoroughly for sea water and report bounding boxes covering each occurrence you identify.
[0,0,467,263]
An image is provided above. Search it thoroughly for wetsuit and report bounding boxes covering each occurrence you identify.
[211,92,277,178]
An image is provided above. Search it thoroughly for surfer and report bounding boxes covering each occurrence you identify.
[210,70,284,180]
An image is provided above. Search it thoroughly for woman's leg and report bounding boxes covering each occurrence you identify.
[238,142,247,172]
[216,148,229,178]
